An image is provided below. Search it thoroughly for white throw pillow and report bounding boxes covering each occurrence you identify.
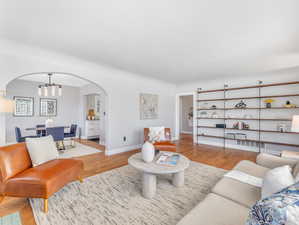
[262,165,295,199]
[149,127,166,142]
[26,135,59,167]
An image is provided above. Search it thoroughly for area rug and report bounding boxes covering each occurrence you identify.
[30,162,226,225]
[58,142,101,158]
[0,212,22,225]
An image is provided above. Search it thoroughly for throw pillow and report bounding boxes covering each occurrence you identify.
[246,181,299,225]
[149,127,166,142]
[26,135,59,167]
[262,165,295,199]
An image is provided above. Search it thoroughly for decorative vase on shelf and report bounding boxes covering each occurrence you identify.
[141,141,155,163]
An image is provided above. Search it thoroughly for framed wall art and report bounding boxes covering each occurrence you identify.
[140,93,158,120]
[13,96,34,117]
[40,98,57,117]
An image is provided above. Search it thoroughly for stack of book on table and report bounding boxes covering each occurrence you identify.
[156,152,180,166]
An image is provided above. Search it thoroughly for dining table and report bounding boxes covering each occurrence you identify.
[25,126,70,131]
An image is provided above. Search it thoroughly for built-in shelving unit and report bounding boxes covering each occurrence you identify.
[196,81,299,153]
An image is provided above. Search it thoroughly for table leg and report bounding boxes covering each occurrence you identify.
[173,171,184,187]
[142,173,156,198]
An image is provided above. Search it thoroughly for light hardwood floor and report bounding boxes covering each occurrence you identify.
[0,134,257,225]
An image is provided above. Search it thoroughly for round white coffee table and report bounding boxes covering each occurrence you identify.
[128,152,190,199]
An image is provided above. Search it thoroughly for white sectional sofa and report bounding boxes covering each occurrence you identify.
[177,153,299,225]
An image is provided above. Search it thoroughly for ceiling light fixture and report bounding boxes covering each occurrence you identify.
[38,73,62,97]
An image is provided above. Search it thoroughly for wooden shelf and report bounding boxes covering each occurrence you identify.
[198,81,299,93]
[197,94,299,102]
[197,126,299,134]
[196,81,299,152]
[196,117,292,121]
[197,134,299,147]
[197,107,299,111]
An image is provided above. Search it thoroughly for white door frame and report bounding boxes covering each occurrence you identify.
[175,92,196,142]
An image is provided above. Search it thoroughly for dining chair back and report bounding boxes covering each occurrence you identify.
[70,124,77,137]
[64,124,77,138]
[15,127,23,143]
[46,127,65,142]
[36,124,46,137]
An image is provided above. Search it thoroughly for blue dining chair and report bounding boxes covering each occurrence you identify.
[64,124,77,138]
[36,124,46,137]
[46,127,65,150]
[15,127,38,143]
[46,127,65,142]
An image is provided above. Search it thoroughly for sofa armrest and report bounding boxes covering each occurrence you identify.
[256,153,298,169]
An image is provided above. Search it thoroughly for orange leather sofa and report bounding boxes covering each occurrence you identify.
[144,128,176,151]
[0,143,83,213]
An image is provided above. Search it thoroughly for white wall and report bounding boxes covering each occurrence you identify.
[5,79,81,143]
[176,72,299,154]
[0,39,176,154]
[180,95,193,134]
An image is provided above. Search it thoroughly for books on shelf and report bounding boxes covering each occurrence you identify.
[156,153,180,166]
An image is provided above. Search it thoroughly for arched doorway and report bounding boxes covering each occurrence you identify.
[5,72,108,152]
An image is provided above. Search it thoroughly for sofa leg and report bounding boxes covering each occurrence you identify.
[78,176,83,183]
[44,199,48,213]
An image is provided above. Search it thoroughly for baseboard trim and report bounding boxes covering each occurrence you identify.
[106,144,142,156]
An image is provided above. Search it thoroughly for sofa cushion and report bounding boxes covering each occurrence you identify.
[4,159,83,198]
[257,153,298,169]
[212,177,260,208]
[177,193,249,225]
[233,160,269,178]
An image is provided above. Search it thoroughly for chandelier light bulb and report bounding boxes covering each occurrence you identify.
[58,86,62,96]
[51,86,56,96]
[44,86,48,97]
[38,86,42,96]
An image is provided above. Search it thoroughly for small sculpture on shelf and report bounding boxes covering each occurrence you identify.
[233,122,240,129]
[235,100,247,109]
[87,109,95,120]
[210,105,217,109]
[284,100,297,108]
[242,122,250,130]
[277,123,288,133]
[233,121,250,130]
[264,99,275,108]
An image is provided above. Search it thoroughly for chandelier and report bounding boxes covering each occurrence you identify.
[38,73,62,97]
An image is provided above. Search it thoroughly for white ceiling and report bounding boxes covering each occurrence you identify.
[1,0,298,83]
[19,74,90,87]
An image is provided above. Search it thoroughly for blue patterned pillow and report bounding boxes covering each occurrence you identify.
[246,182,299,225]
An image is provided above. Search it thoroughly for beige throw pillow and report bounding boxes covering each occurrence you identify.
[262,165,295,199]
[26,135,59,167]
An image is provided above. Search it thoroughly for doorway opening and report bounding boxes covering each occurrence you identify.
[175,93,195,143]
[5,72,108,152]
